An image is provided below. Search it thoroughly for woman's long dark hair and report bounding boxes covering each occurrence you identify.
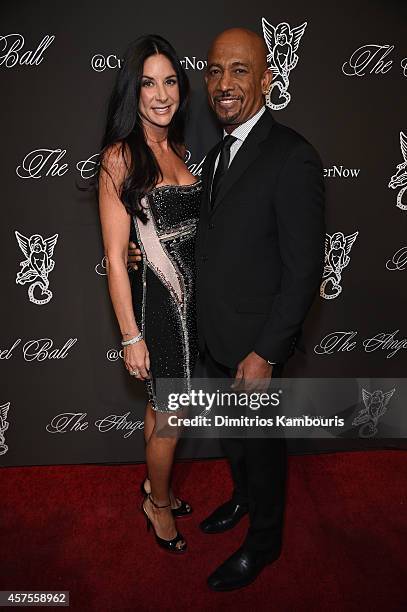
[96,34,190,222]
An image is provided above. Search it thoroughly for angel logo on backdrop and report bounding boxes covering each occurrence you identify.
[320,231,359,299]
[15,231,58,305]
[388,131,407,211]
[0,402,10,456]
[352,388,395,438]
[261,18,307,110]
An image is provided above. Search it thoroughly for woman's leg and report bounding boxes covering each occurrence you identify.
[143,416,184,546]
[143,403,181,509]
[144,402,155,444]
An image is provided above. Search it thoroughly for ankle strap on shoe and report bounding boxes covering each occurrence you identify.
[148,493,171,509]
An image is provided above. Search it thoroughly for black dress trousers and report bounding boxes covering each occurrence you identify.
[199,344,288,558]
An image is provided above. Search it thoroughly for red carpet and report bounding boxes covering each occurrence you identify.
[1,451,406,611]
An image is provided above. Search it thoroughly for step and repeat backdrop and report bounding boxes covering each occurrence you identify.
[1,0,406,466]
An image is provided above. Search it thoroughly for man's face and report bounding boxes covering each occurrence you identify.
[205,36,271,128]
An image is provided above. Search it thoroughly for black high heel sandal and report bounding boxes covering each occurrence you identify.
[140,478,193,518]
[142,494,187,554]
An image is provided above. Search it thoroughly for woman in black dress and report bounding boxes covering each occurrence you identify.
[98,35,201,553]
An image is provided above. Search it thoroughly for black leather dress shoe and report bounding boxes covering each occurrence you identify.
[207,546,281,591]
[199,500,248,534]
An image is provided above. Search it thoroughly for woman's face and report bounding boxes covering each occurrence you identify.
[138,53,180,128]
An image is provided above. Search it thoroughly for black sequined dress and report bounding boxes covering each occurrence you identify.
[130,181,202,412]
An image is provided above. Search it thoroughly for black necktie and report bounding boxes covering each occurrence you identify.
[210,135,237,207]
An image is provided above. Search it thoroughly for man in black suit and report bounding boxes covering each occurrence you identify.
[195,28,325,591]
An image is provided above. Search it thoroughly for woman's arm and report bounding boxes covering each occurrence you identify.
[98,143,150,379]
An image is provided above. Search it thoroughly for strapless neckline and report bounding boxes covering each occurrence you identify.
[148,179,202,194]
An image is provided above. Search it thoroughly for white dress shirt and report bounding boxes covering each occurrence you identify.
[212,105,266,175]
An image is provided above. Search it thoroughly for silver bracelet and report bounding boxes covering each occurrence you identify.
[121,332,143,346]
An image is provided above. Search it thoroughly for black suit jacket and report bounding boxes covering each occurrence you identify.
[194,109,326,368]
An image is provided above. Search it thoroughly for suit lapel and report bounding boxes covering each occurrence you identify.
[211,110,275,213]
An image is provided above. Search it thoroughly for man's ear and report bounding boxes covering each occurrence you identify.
[261,68,272,94]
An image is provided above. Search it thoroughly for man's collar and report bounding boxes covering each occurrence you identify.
[222,105,267,141]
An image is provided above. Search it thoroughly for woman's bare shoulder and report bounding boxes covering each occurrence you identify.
[101,141,131,172]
